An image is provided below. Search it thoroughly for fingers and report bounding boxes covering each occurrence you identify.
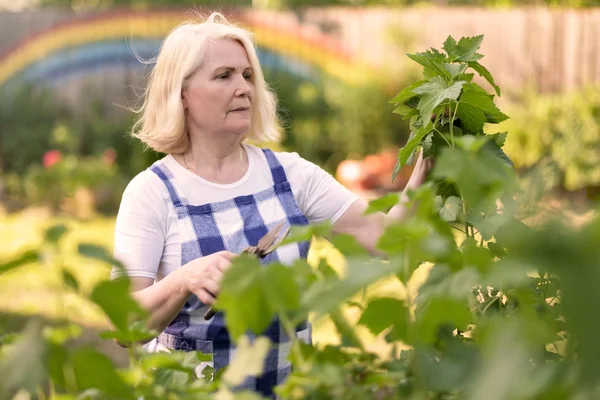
[215,250,237,261]
[202,277,221,298]
[214,254,233,273]
[196,288,216,305]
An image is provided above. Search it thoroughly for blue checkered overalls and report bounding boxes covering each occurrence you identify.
[149,148,311,398]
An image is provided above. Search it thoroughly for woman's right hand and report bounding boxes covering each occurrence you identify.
[179,251,237,305]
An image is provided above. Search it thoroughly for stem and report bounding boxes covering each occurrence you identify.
[450,225,467,235]
[434,128,452,147]
[457,187,469,238]
[280,313,307,367]
[449,100,460,147]
[482,295,500,314]
[542,272,551,301]
[330,309,366,352]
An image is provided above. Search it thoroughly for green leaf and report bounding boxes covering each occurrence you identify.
[44,224,68,244]
[456,84,507,132]
[78,243,126,274]
[461,237,494,274]
[458,72,475,82]
[483,139,514,169]
[455,35,485,62]
[413,297,472,344]
[407,50,451,79]
[390,80,427,105]
[416,339,479,392]
[99,321,157,345]
[395,121,434,177]
[377,220,431,255]
[47,341,69,390]
[487,241,506,258]
[330,234,369,256]
[264,263,300,311]
[0,319,46,399]
[413,77,465,126]
[44,323,82,345]
[216,256,300,340]
[61,268,79,292]
[422,133,434,156]
[222,336,271,386]
[72,348,132,397]
[90,278,145,331]
[488,132,508,147]
[443,63,468,79]
[358,298,409,342]
[140,351,209,373]
[301,259,397,317]
[392,103,414,117]
[439,196,462,222]
[281,222,332,247]
[434,195,444,213]
[0,250,38,274]
[468,61,501,96]
[469,213,506,241]
[216,256,271,340]
[442,36,459,60]
[365,193,399,215]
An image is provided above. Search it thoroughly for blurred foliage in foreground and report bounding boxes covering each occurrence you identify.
[1,144,599,399]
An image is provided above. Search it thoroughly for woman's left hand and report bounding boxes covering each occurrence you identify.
[405,149,434,191]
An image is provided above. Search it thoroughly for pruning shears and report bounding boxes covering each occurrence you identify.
[203,221,291,320]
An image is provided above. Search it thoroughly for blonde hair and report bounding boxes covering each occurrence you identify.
[131,12,281,154]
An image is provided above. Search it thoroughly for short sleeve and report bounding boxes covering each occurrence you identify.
[278,152,359,224]
[111,172,168,280]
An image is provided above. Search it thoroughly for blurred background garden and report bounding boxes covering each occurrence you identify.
[1,0,600,372]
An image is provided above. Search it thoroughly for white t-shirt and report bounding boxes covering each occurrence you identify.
[112,144,359,281]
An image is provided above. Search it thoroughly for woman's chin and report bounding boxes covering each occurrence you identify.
[227,122,252,136]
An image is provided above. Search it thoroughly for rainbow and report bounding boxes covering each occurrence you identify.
[0,10,373,88]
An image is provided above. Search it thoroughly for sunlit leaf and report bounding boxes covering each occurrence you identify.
[90,278,145,331]
[413,297,472,344]
[0,250,38,274]
[390,80,427,105]
[61,268,79,291]
[468,61,501,96]
[365,193,399,215]
[358,298,409,342]
[413,77,466,126]
[439,196,462,222]
[0,319,46,399]
[455,35,485,62]
[222,336,271,387]
[329,234,369,256]
[72,348,132,397]
[44,224,68,244]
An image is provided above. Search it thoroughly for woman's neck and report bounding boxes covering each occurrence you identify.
[177,136,248,184]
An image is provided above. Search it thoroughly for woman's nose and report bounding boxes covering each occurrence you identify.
[235,76,252,97]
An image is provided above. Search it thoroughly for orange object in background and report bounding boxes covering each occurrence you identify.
[336,159,365,192]
[335,148,415,194]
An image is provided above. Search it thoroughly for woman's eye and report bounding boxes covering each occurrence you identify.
[244,74,252,81]
[218,73,229,80]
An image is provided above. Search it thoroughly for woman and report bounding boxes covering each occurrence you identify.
[112,12,431,398]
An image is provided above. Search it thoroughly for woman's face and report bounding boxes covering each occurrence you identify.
[182,38,254,138]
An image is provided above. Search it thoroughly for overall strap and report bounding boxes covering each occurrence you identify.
[261,148,289,185]
[150,162,189,217]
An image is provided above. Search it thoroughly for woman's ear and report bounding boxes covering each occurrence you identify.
[181,90,188,110]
